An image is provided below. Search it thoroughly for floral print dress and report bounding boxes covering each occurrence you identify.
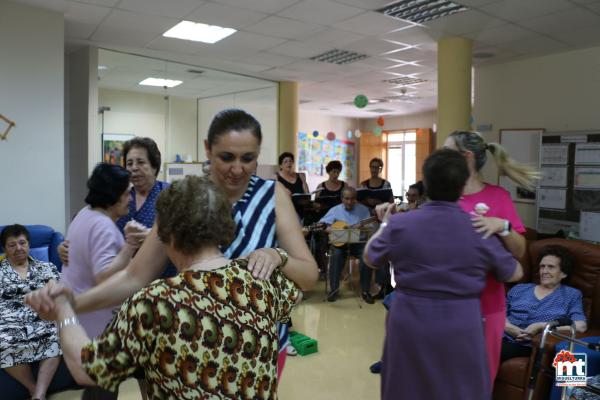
[0,257,61,368]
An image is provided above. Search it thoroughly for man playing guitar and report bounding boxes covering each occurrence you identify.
[318,187,379,303]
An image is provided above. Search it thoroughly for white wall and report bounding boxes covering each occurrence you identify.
[298,110,360,189]
[197,86,278,165]
[97,88,197,176]
[360,110,436,133]
[0,2,65,231]
[473,45,600,228]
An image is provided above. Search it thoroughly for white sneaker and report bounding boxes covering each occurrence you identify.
[287,346,298,356]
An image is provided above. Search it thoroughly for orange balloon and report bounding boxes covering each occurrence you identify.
[377,117,385,127]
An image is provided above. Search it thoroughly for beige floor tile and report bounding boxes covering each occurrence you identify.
[49,282,386,400]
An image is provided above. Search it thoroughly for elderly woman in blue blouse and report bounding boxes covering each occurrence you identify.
[502,245,587,361]
[0,224,61,400]
[59,137,176,278]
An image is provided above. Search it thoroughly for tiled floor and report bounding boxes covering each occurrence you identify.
[50,281,386,399]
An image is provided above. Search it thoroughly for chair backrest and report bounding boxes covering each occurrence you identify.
[0,224,64,271]
[528,238,600,329]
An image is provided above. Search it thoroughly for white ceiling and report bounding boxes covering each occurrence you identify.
[12,0,600,117]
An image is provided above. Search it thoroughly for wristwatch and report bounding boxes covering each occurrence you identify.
[274,247,289,269]
[499,220,512,237]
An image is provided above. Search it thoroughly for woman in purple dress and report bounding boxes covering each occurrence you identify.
[365,149,524,400]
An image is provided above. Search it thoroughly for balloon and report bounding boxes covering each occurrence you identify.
[347,130,352,139]
[326,131,336,141]
[377,117,385,127]
[312,130,319,138]
[374,127,382,136]
[354,129,362,138]
[354,94,368,108]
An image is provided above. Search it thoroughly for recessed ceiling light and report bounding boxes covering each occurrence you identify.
[369,99,381,104]
[163,21,236,44]
[377,0,468,24]
[139,78,183,88]
[98,65,108,70]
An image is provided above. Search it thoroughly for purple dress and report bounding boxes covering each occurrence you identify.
[367,201,517,400]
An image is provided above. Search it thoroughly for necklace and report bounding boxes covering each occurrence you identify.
[187,253,227,272]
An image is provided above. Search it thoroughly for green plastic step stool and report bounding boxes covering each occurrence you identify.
[289,331,318,356]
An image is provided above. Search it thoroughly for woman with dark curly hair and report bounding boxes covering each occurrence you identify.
[32,176,301,399]
[59,137,177,278]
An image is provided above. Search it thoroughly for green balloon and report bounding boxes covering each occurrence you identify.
[354,94,368,108]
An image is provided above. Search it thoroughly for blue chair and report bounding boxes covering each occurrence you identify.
[1,224,79,398]
[0,224,64,270]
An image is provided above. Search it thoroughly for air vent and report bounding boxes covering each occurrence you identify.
[473,52,494,59]
[186,69,204,74]
[376,0,468,24]
[369,108,394,113]
[383,77,427,85]
[299,99,312,104]
[385,95,421,101]
[310,49,369,65]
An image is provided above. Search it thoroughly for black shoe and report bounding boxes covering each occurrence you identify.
[369,361,382,374]
[373,289,385,300]
[327,291,338,302]
[362,292,374,304]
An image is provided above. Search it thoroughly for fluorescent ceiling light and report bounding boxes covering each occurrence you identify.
[163,20,236,44]
[139,78,183,88]
[98,65,108,70]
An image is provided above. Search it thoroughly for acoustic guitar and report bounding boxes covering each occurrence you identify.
[330,216,379,247]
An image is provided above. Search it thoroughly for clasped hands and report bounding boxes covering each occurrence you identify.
[25,279,74,321]
[507,322,547,342]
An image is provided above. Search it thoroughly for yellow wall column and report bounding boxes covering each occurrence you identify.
[437,37,472,147]
[278,81,299,157]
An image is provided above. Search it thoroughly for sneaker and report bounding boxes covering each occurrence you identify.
[287,346,298,356]
[327,291,338,302]
[369,361,382,374]
[362,292,374,304]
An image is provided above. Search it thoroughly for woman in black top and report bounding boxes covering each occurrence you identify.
[360,157,394,207]
[360,158,392,190]
[276,152,308,195]
[315,160,346,203]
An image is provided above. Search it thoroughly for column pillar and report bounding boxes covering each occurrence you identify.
[437,37,472,147]
[278,81,298,157]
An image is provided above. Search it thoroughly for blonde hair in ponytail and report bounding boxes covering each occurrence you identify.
[486,142,540,190]
[449,131,540,190]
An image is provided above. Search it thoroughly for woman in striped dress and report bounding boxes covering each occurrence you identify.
[28,109,318,383]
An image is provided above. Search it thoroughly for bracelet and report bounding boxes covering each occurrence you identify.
[274,247,289,270]
[498,220,512,237]
[56,315,80,332]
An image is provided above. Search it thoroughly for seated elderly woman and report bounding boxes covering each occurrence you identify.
[0,224,61,400]
[33,176,301,398]
[502,245,587,361]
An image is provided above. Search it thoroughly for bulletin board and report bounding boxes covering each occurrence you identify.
[537,132,600,237]
[297,132,356,182]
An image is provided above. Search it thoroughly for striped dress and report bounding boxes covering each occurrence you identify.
[222,175,290,370]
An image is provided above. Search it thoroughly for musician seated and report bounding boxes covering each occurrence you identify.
[398,181,425,211]
[319,187,378,304]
